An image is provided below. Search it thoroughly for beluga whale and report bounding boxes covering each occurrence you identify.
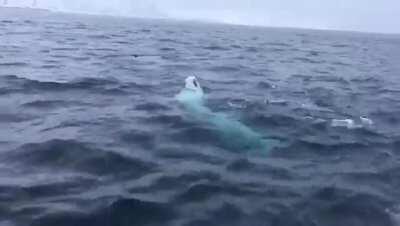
[176,76,269,152]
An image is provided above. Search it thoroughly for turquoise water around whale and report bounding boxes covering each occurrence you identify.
[1,7,400,226]
[176,84,269,152]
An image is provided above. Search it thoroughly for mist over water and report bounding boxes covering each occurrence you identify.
[3,0,400,33]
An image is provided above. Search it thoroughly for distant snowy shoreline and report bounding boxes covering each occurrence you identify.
[0,5,398,36]
[0,6,51,14]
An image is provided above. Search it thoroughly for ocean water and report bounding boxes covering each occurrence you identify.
[1,7,400,226]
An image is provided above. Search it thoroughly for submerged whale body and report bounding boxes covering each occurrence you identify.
[176,76,268,152]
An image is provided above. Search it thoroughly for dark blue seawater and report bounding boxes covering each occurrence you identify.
[1,7,400,226]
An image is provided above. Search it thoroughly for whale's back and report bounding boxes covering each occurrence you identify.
[176,76,268,152]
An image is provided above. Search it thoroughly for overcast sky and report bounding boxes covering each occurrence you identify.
[6,0,400,33]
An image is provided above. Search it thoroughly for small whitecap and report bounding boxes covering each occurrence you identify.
[304,116,314,120]
[360,116,373,126]
[331,119,359,129]
[313,118,328,124]
[228,99,247,109]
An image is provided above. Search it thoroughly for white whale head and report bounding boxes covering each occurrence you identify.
[176,76,204,104]
[185,76,203,96]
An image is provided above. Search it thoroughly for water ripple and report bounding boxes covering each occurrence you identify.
[0,8,399,226]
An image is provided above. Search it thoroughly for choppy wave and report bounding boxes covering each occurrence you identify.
[0,7,400,226]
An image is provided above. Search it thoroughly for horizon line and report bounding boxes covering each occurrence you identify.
[1,5,399,36]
